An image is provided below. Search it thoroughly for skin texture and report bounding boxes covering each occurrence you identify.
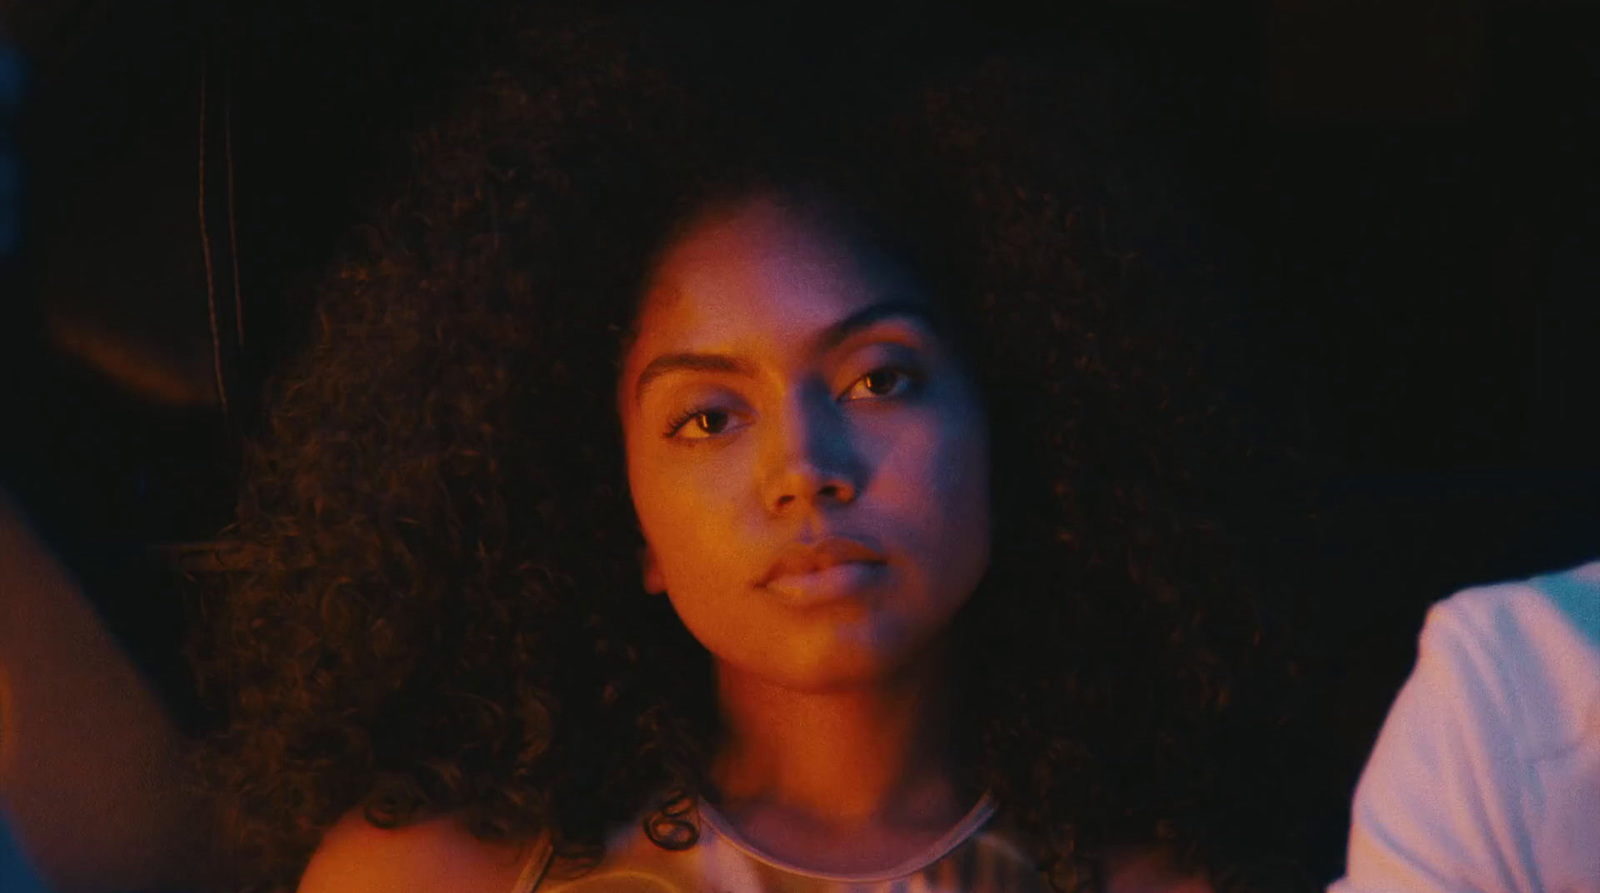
[622,196,990,692]
[619,196,990,870]
[296,810,531,893]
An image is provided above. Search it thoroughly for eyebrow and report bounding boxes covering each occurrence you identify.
[812,299,935,356]
[633,352,759,405]
[632,300,936,406]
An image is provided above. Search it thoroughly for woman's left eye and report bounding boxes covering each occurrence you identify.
[841,367,918,402]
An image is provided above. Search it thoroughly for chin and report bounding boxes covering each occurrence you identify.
[756,636,926,692]
[699,607,944,692]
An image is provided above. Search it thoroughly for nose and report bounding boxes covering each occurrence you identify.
[760,386,863,516]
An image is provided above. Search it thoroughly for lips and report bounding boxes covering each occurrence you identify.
[757,536,889,589]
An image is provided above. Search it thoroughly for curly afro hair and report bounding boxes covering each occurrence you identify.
[188,6,1318,892]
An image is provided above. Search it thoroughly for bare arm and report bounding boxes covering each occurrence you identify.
[0,488,215,893]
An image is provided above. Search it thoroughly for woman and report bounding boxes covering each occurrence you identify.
[190,9,1309,892]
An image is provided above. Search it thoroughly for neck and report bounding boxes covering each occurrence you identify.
[706,639,972,835]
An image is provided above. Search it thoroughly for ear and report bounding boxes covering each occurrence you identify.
[638,544,666,595]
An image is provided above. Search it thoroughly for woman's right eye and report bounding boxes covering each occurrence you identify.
[664,407,743,440]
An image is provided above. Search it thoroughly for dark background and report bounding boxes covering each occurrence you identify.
[1,0,1596,882]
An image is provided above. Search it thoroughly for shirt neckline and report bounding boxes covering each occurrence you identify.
[693,790,1000,883]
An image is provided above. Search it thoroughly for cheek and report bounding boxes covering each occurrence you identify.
[874,403,991,575]
[630,452,748,590]
[918,399,990,518]
[929,423,992,568]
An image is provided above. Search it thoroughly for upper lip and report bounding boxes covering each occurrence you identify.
[757,537,888,586]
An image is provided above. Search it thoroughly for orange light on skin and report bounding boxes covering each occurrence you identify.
[1103,846,1215,893]
[618,193,990,871]
[0,491,217,892]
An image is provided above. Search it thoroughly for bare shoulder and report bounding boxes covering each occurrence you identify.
[297,808,538,893]
[1104,847,1213,893]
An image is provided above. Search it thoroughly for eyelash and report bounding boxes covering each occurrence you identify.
[662,365,924,440]
[662,405,725,439]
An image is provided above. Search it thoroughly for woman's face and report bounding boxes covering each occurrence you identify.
[619,195,990,691]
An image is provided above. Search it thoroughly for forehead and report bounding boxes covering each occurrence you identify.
[633,197,920,354]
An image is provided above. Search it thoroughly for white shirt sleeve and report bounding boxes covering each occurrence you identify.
[1330,564,1600,893]
[1331,599,1535,893]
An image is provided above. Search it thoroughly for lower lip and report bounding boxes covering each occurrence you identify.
[762,562,886,604]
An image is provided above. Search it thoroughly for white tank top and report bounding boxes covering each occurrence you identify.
[509,792,1051,893]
